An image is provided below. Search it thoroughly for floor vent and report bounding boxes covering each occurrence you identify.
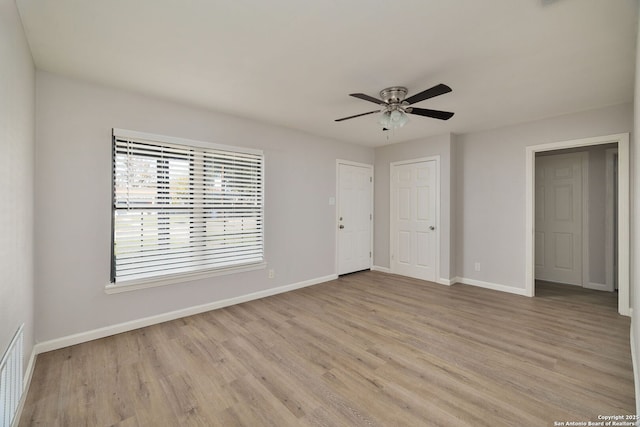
[1,325,24,427]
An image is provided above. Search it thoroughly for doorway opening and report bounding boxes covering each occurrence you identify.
[525,133,629,316]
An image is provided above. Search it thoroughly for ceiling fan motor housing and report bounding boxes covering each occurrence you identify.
[379,87,408,104]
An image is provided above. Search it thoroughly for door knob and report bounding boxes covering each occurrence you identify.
[429,226,435,230]
[339,225,345,229]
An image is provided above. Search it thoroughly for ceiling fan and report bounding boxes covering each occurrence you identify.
[335,84,454,130]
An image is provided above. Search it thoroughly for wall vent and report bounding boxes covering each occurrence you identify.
[1,325,24,427]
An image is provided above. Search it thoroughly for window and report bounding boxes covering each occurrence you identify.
[111,129,264,285]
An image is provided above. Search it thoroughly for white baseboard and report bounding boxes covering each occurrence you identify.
[33,274,338,354]
[12,348,37,427]
[453,276,529,297]
[371,273,526,296]
[436,278,453,286]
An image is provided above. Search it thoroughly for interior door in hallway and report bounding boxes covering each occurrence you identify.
[535,152,585,286]
[390,159,438,282]
[337,162,372,275]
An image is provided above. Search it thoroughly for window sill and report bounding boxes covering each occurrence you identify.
[104,262,267,294]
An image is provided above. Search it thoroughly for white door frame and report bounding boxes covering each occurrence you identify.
[389,156,440,282]
[335,159,374,275]
[580,152,590,289]
[525,133,630,316]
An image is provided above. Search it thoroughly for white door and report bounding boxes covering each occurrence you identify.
[390,160,437,282]
[337,162,372,275]
[535,152,584,286]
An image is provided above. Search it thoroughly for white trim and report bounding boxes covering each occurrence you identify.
[389,156,442,167]
[389,156,441,283]
[105,262,266,294]
[525,145,535,297]
[37,274,337,354]
[112,128,263,155]
[371,265,391,273]
[12,348,37,427]
[335,159,374,169]
[436,278,453,286]
[605,148,618,293]
[580,152,589,288]
[617,135,630,316]
[455,277,530,297]
[335,159,374,276]
[525,133,630,316]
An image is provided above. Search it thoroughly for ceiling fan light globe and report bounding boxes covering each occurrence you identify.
[396,111,409,128]
[379,111,391,127]
[378,109,409,130]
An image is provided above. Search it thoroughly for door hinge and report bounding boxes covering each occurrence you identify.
[369,251,372,258]
[370,213,372,220]
[370,176,372,182]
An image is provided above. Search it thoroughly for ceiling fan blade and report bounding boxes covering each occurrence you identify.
[408,108,455,120]
[404,84,452,105]
[335,110,380,122]
[349,93,385,105]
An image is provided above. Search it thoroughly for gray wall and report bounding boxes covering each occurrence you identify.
[587,147,607,286]
[373,133,454,281]
[456,103,632,290]
[0,0,35,368]
[34,71,373,343]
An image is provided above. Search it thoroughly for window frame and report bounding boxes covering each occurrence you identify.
[107,128,265,294]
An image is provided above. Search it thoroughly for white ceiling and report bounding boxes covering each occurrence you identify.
[16,0,638,147]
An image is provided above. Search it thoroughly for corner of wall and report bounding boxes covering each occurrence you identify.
[0,1,37,424]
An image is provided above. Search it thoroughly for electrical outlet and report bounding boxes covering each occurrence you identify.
[474,262,481,272]
[268,269,275,279]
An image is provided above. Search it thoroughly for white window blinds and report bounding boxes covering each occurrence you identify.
[111,129,264,284]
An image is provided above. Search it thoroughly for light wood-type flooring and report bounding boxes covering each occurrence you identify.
[19,271,634,426]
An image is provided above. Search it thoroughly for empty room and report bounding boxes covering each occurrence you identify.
[2,1,640,426]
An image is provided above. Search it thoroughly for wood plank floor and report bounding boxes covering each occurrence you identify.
[19,272,634,426]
